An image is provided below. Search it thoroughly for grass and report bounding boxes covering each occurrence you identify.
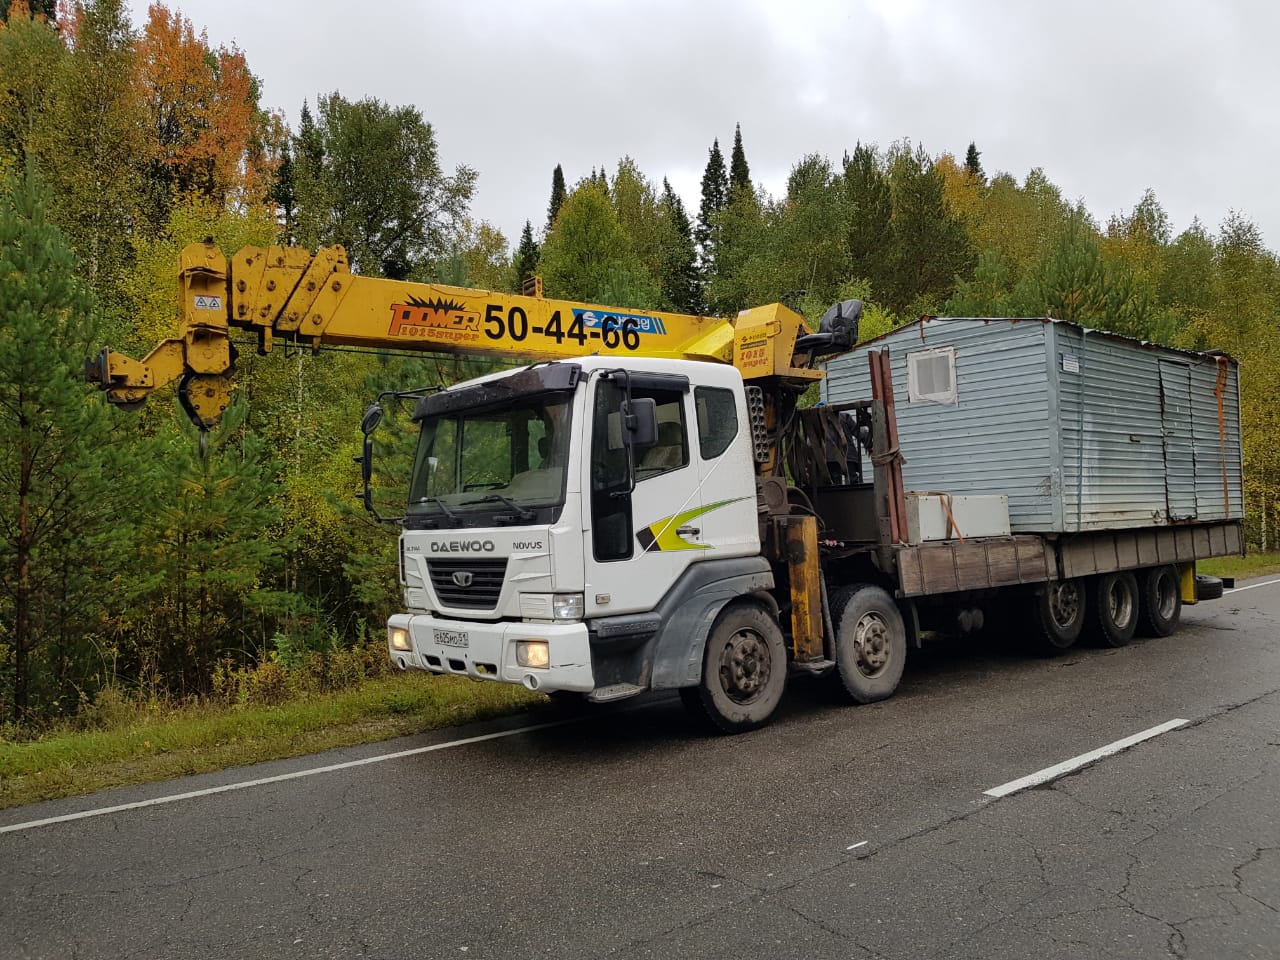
[0,673,545,811]
[1199,550,1280,581]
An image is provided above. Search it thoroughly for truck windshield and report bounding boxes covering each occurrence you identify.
[406,395,572,529]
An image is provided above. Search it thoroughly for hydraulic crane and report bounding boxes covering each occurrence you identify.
[88,241,865,732]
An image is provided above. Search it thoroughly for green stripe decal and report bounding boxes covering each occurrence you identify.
[636,498,747,552]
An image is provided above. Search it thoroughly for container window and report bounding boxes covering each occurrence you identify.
[907,347,957,405]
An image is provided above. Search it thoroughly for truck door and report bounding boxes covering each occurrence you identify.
[584,374,704,617]
[1159,360,1198,521]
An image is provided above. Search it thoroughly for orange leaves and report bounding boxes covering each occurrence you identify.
[135,3,274,215]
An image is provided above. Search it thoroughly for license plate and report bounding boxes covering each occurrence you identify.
[433,629,469,649]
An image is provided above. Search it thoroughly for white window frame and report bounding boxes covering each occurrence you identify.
[906,346,958,405]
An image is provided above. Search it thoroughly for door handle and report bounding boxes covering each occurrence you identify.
[677,525,701,538]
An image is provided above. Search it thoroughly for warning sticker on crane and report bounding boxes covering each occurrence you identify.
[193,295,223,311]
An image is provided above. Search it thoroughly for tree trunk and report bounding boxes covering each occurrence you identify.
[14,440,32,722]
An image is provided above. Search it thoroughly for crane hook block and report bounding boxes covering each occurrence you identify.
[179,372,233,431]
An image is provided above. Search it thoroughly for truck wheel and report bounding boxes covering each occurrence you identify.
[682,603,786,734]
[1139,566,1181,637]
[1030,579,1085,654]
[1089,571,1139,647]
[829,584,906,704]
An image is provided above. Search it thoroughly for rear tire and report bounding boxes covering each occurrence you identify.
[1089,571,1139,647]
[1029,579,1086,654]
[829,584,907,703]
[682,603,787,734]
[1139,565,1181,637]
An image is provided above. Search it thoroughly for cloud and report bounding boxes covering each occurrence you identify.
[130,0,1279,249]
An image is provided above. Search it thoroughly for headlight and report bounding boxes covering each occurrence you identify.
[516,640,550,668]
[552,593,585,620]
[389,626,411,651]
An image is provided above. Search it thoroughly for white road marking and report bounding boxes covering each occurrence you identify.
[983,718,1189,798]
[846,841,868,851]
[0,719,575,835]
[1227,576,1280,593]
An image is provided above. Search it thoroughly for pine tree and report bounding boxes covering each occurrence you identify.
[514,219,539,291]
[546,163,566,234]
[883,143,974,314]
[659,178,700,313]
[0,168,119,721]
[964,141,985,182]
[696,137,729,287]
[843,142,893,297]
[730,123,751,195]
[271,142,297,240]
[127,401,294,693]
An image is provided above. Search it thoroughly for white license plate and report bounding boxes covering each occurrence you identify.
[433,629,469,649]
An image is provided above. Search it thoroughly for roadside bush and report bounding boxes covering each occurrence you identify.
[209,622,390,707]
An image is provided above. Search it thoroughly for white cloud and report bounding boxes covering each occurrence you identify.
[127,0,1279,250]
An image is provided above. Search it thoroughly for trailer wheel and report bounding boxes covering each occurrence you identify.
[829,584,907,704]
[1088,571,1139,647]
[1138,566,1181,637]
[682,603,786,734]
[1030,579,1086,654]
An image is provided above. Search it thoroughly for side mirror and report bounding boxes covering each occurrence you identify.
[354,401,399,523]
[624,397,658,449]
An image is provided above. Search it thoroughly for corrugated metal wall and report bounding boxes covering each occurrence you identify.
[823,319,1059,530]
[1189,356,1244,522]
[822,318,1245,535]
[1053,324,1171,531]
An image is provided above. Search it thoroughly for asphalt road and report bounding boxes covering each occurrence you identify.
[4,577,1279,960]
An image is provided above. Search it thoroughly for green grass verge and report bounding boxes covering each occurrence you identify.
[0,674,545,811]
[1199,551,1280,581]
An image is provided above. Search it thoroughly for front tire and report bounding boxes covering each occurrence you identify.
[1089,571,1139,647]
[682,603,787,734]
[829,584,907,703]
[1029,579,1086,654]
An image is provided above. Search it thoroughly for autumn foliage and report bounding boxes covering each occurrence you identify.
[135,3,278,220]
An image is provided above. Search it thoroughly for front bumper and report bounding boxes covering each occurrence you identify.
[387,614,594,693]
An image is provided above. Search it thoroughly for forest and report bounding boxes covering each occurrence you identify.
[0,0,1277,725]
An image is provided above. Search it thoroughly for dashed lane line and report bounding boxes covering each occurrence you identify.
[983,718,1189,798]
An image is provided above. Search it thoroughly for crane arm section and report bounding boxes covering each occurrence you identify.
[87,241,844,429]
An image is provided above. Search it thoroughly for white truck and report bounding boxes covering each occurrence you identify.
[91,243,1244,732]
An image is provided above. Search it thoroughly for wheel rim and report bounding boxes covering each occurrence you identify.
[851,612,892,678]
[1155,572,1177,619]
[717,628,772,704]
[1107,580,1135,627]
[1048,582,1080,627]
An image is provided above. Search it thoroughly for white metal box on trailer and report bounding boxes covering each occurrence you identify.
[821,317,1244,535]
[905,493,1010,543]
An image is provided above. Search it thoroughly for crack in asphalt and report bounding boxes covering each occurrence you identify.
[1232,846,1280,915]
[780,900,891,959]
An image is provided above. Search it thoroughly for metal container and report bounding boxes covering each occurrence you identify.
[905,493,1010,543]
[821,317,1244,534]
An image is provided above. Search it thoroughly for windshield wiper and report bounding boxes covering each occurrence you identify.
[460,493,537,521]
[411,496,460,521]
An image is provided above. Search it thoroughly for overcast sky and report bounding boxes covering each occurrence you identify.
[126,0,1279,253]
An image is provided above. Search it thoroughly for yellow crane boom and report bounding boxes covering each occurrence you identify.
[87,241,851,429]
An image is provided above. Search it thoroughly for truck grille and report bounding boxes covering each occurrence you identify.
[427,559,507,610]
